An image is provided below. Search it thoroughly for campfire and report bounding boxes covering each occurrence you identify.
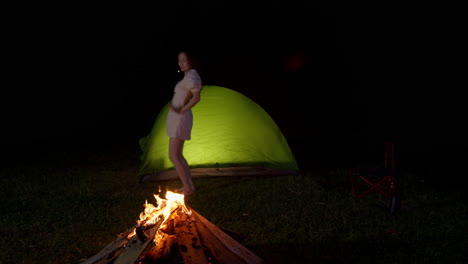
[81,191,264,264]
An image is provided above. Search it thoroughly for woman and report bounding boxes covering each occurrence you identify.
[166,50,202,196]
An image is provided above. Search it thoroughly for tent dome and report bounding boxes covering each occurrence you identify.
[139,85,299,182]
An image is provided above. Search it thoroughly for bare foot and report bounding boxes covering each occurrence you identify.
[184,187,195,196]
[175,187,195,196]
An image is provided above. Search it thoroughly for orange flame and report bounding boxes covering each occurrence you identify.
[126,229,136,240]
[139,191,188,227]
[126,190,189,239]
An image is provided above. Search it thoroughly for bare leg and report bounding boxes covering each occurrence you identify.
[169,138,195,196]
[181,155,195,191]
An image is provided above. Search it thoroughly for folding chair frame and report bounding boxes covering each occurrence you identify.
[350,142,396,199]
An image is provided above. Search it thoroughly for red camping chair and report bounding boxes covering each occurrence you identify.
[350,142,397,200]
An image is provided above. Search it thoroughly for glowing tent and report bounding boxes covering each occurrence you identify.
[138,85,299,182]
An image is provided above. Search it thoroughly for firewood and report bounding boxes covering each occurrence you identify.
[189,207,265,264]
[113,218,163,264]
[140,230,178,263]
[82,199,265,264]
[173,209,210,264]
[91,247,126,264]
[139,217,177,262]
[192,217,243,264]
[80,226,135,264]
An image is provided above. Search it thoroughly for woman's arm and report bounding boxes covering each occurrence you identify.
[179,88,201,113]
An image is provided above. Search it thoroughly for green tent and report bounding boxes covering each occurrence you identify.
[138,85,299,182]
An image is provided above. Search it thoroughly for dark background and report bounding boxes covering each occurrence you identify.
[1,3,465,173]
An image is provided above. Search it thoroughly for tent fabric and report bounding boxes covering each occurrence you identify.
[139,85,298,179]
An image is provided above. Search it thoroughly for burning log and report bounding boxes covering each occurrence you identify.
[190,208,264,264]
[113,220,162,264]
[173,209,209,264]
[81,191,265,264]
[139,222,178,263]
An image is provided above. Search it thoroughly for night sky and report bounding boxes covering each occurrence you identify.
[2,3,465,170]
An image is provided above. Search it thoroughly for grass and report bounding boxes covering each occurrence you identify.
[0,143,466,264]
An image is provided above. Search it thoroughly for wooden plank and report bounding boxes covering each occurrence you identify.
[113,221,162,264]
[193,213,247,264]
[80,226,135,264]
[139,167,300,182]
[190,208,265,264]
[173,209,209,264]
[92,247,126,264]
